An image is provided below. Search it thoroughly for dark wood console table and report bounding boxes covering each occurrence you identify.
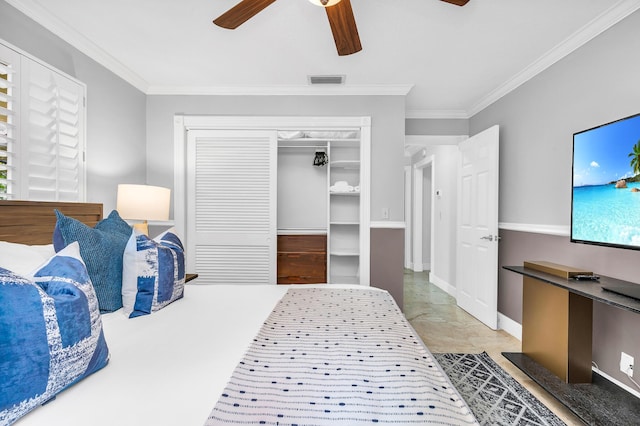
[504,262,640,425]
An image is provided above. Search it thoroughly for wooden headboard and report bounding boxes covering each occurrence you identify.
[0,200,103,245]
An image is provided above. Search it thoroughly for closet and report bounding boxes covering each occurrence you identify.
[176,116,370,286]
[277,130,361,284]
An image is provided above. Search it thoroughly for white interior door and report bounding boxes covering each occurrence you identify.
[186,129,277,284]
[456,125,499,329]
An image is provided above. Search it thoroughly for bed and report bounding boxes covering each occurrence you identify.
[0,201,478,426]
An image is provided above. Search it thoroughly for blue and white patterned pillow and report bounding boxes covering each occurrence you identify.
[122,228,185,318]
[0,242,110,425]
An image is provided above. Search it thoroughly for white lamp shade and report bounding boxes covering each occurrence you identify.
[116,184,171,221]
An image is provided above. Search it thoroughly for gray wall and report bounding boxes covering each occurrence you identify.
[406,118,468,136]
[0,2,147,213]
[470,10,640,386]
[146,95,407,222]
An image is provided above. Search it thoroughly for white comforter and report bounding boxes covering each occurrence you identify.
[18,285,363,425]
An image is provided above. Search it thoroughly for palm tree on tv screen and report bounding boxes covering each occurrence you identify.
[629,139,640,178]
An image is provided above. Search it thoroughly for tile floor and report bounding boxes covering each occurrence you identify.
[403,269,584,425]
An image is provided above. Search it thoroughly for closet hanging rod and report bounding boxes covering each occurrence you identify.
[278,145,329,149]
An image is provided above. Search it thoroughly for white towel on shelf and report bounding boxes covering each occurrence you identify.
[330,181,354,192]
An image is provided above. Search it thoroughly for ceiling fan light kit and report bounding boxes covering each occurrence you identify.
[213,0,469,56]
[308,0,342,7]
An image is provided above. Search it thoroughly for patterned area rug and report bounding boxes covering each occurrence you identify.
[433,352,566,426]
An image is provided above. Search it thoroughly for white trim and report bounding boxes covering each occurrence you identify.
[179,115,371,130]
[406,109,469,119]
[499,222,570,237]
[592,366,640,399]
[147,84,414,97]
[173,115,187,240]
[5,0,149,93]
[404,165,412,269]
[412,156,435,274]
[429,272,455,296]
[498,313,522,341]
[467,0,640,116]
[359,122,372,286]
[370,221,406,229]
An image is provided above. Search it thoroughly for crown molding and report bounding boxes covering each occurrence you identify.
[6,0,150,93]
[467,0,640,117]
[146,84,414,96]
[405,109,469,119]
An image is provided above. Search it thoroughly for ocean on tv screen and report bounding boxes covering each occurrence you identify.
[572,181,640,247]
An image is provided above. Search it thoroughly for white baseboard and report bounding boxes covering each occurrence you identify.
[429,273,456,295]
[406,263,431,272]
[592,367,640,399]
[498,313,522,341]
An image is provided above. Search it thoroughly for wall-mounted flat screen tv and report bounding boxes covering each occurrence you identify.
[572,113,640,250]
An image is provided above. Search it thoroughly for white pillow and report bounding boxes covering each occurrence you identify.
[0,241,56,276]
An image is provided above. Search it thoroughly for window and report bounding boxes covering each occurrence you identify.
[0,40,86,202]
[0,44,18,200]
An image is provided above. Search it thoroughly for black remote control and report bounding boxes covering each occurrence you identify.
[571,274,600,281]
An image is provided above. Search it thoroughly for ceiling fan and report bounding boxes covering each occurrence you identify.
[213,0,470,56]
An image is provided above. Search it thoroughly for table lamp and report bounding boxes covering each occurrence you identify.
[116,184,170,235]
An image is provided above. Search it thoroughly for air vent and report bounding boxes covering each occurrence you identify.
[308,75,346,85]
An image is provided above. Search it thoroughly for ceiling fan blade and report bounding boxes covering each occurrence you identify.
[213,0,277,29]
[440,0,470,6]
[325,0,362,56]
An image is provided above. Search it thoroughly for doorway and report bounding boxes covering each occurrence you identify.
[404,137,465,295]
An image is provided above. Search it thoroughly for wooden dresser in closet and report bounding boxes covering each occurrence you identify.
[277,235,327,284]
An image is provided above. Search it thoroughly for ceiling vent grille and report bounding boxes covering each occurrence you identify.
[308,75,346,85]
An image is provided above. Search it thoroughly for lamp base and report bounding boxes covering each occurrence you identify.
[132,221,149,236]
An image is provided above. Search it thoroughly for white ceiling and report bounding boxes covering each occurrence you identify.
[8,0,640,117]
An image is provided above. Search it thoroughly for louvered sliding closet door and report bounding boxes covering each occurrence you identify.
[187,130,277,284]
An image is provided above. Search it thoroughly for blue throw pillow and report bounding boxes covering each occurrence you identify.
[122,228,185,318]
[96,209,133,237]
[0,242,109,424]
[53,210,132,312]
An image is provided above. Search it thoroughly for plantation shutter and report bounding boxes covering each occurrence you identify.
[0,44,19,200]
[20,59,85,201]
[186,129,277,284]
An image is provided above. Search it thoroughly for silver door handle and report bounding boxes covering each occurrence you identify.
[480,235,494,241]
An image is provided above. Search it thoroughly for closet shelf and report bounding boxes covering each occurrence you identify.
[329,191,360,196]
[330,250,360,257]
[330,221,359,226]
[278,138,358,145]
[330,160,360,169]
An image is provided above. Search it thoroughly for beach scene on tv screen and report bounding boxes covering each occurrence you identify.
[572,114,640,247]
